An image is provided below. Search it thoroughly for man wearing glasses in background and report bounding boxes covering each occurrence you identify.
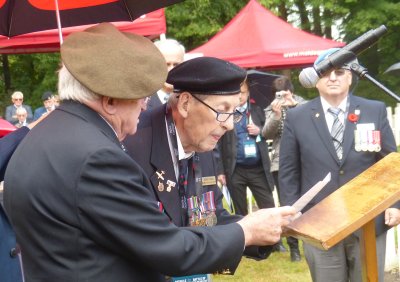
[5,91,33,125]
[124,57,272,276]
[279,48,400,282]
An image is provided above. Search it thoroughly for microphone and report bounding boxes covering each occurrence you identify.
[299,25,387,88]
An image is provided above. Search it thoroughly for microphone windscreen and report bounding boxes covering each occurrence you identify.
[299,67,319,88]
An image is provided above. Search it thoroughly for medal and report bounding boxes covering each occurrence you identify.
[156,170,165,181]
[360,129,368,152]
[373,130,381,152]
[158,182,164,192]
[166,180,176,192]
[367,130,374,152]
[206,212,217,227]
[354,130,361,152]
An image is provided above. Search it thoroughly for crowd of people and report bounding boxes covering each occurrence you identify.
[1,22,400,282]
[4,90,59,127]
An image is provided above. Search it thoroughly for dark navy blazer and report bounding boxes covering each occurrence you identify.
[0,126,28,282]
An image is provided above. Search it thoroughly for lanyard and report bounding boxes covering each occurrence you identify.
[165,106,204,223]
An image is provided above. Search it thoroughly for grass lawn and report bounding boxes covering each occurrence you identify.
[213,242,312,282]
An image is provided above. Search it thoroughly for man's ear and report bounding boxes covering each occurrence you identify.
[102,96,117,115]
[176,92,191,118]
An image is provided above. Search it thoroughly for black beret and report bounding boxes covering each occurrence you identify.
[166,57,246,95]
[42,91,53,101]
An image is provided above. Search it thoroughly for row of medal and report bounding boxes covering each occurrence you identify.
[354,129,381,152]
[187,191,217,227]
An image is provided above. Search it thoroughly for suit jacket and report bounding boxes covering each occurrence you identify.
[33,106,48,121]
[217,103,274,190]
[147,93,163,111]
[279,95,398,236]
[5,104,33,125]
[0,127,28,282]
[4,101,245,282]
[124,105,270,260]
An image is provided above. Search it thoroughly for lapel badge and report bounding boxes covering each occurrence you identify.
[166,180,176,192]
[158,182,165,192]
[156,170,165,181]
[315,113,320,118]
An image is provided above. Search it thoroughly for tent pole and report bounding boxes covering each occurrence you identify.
[54,0,63,45]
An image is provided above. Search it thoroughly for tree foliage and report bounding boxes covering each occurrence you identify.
[1,0,400,116]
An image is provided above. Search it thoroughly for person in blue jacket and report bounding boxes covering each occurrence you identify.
[0,115,46,282]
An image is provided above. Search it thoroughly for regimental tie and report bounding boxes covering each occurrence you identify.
[328,107,344,160]
[178,158,190,226]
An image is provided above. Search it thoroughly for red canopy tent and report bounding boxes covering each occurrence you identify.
[0,9,166,54]
[189,0,345,69]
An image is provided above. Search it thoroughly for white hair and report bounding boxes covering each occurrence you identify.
[15,107,27,115]
[11,91,23,99]
[58,65,101,103]
[154,38,185,55]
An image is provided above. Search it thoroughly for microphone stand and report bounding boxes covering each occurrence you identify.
[349,62,400,102]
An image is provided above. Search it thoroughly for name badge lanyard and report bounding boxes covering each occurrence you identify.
[165,106,204,224]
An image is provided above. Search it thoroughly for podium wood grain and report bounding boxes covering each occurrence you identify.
[285,152,400,250]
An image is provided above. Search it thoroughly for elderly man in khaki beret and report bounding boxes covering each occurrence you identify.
[4,23,295,282]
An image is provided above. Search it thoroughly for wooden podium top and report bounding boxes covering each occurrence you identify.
[285,152,400,250]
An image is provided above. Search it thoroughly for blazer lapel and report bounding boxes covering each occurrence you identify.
[310,98,341,164]
[149,106,183,226]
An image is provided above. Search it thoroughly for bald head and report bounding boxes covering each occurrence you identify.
[154,39,185,71]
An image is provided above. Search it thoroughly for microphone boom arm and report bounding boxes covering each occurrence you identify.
[349,62,400,102]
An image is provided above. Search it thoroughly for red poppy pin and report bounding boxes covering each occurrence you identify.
[249,98,256,104]
[348,109,360,123]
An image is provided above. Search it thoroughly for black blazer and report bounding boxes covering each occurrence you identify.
[124,105,271,260]
[147,93,163,111]
[0,127,28,282]
[4,101,245,281]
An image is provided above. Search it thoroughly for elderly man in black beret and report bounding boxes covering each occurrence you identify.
[4,23,295,282]
[33,91,55,121]
[124,56,289,279]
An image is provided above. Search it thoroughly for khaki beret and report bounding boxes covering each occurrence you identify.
[167,57,246,95]
[61,23,167,100]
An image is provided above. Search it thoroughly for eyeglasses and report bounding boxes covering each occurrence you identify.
[13,98,23,101]
[190,94,243,123]
[322,68,348,77]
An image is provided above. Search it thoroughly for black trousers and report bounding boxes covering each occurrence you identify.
[272,170,299,251]
[228,164,275,216]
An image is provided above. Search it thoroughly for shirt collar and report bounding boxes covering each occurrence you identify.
[236,102,248,113]
[320,96,348,114]
[175,126,194,161]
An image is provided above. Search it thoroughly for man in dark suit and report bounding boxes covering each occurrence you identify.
[124,58,279,269]
[279,48,400,281]
[33,91,55,121]
[0,128,28,282]
[217,80,275,216]
[0,116,45,282]
[4,23,295,282]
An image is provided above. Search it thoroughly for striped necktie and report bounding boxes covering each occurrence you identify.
[328,107,344,160]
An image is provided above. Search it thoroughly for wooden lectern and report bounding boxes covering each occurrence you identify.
[285,152,400,282]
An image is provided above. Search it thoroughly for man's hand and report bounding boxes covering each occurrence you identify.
[217,174,226,186]
[247,123,260,136]
[237,206,296,246]
[385,208,400,227]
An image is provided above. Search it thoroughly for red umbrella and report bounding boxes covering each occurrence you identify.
[0,0,184,37]
[0,118,16,137]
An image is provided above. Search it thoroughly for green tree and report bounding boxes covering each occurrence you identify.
[166,0,400,105]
